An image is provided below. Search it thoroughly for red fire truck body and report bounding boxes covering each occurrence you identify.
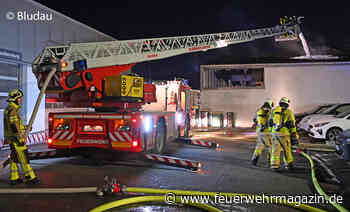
[48,111,176,153]
[46,79,198,153]
[32,18,301,154]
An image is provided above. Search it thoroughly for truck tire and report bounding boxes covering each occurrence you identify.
[153,118,166,154]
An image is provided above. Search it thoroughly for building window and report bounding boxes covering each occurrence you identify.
[202,68,264,89]
[0,62,20,109]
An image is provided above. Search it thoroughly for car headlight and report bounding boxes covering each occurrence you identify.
[314,122,330,128]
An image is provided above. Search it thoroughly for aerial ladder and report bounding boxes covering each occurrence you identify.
[32,16,303,102]
[22,17,303,166]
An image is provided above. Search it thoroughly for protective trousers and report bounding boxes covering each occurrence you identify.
[252,132,272,160]
[271,134,293,169]
[9,142,36,181]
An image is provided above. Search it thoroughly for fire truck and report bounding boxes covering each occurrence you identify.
[141,78,200,138]
[31,17,302,155]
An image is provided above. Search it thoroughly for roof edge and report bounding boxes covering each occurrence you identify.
[201,61,350,69]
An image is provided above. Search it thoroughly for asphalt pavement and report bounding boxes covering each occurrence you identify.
[0,128,348,212]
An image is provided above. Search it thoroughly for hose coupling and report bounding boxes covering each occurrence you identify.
[96,176,123,197]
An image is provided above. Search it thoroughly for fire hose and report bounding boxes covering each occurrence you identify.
[90,195,222,212]
[297,150,348,212]
[90,184,328,212]
[0,150,346,212]
[88,150,349,212]
[24,67,57,141]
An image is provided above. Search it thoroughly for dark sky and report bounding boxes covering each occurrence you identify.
[35,0,350,89]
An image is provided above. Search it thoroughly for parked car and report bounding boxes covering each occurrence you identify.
[298,103,350,132]
[307,109,350,143]
[295,104,334,125]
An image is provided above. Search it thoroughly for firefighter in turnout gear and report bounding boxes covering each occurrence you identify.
[251,99,274,166]
[270,97,299,171]
[3,89,40,185]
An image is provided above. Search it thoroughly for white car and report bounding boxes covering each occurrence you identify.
[298,103,350,132]
[307,110,350,143]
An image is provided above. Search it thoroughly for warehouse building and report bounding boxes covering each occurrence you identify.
[0,0,115,147]
[200,59,350,128]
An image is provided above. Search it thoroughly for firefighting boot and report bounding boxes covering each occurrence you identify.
[23,164,40,185]
[286,163,294,171]
[251,156,259,166]
[10,178,23,185]
[9,161,23,185]
[271,167,281,172]
[25,177,40,185]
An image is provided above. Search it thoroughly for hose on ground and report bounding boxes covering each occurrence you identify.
[90,186,327,212]
[89,195,223,212]
[299,150,348,212]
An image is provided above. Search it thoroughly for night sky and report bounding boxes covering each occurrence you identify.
[35,0,350,89]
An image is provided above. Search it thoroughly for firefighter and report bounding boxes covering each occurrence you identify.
[251,98,274,166]
[3,89,40,185]
[270,97,299,171]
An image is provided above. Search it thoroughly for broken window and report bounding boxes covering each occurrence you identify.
[202,68,264,89]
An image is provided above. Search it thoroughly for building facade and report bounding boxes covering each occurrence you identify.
[0,0,115,147]
[200,61,350,127]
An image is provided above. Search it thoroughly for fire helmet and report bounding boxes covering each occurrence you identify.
[8,89,23,102]
[279,97,290,107]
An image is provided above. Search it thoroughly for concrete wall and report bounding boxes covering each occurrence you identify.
[200,63,350,127]
[0,0,115,145]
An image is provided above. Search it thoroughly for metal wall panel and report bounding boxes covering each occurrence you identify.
[0,63,18,77]
[0,79,17,93]
[0,97,8,109]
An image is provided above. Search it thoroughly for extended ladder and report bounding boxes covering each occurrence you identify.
[33,18,302,73]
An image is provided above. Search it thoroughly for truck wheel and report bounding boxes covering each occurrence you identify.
[326,127,342,145]
[153,118,166,154]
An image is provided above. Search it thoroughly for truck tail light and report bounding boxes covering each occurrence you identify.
[132,140,138,147]
[54,118,71,130]
[131,118,137,124]
[114,119,131,131]
[48,138,53,144]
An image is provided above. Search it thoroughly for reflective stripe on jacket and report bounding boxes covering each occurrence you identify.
[271,106,297,135]
[4,102,25,143]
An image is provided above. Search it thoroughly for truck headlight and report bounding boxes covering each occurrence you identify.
[143,116,152,133]
[176,112,183,125]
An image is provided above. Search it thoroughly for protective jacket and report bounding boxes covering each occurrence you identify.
[270,106,299,138]
[256,108,272,133]
[4,102,26,144]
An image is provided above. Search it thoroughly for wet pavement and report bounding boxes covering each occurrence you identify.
[0,128,348,212]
